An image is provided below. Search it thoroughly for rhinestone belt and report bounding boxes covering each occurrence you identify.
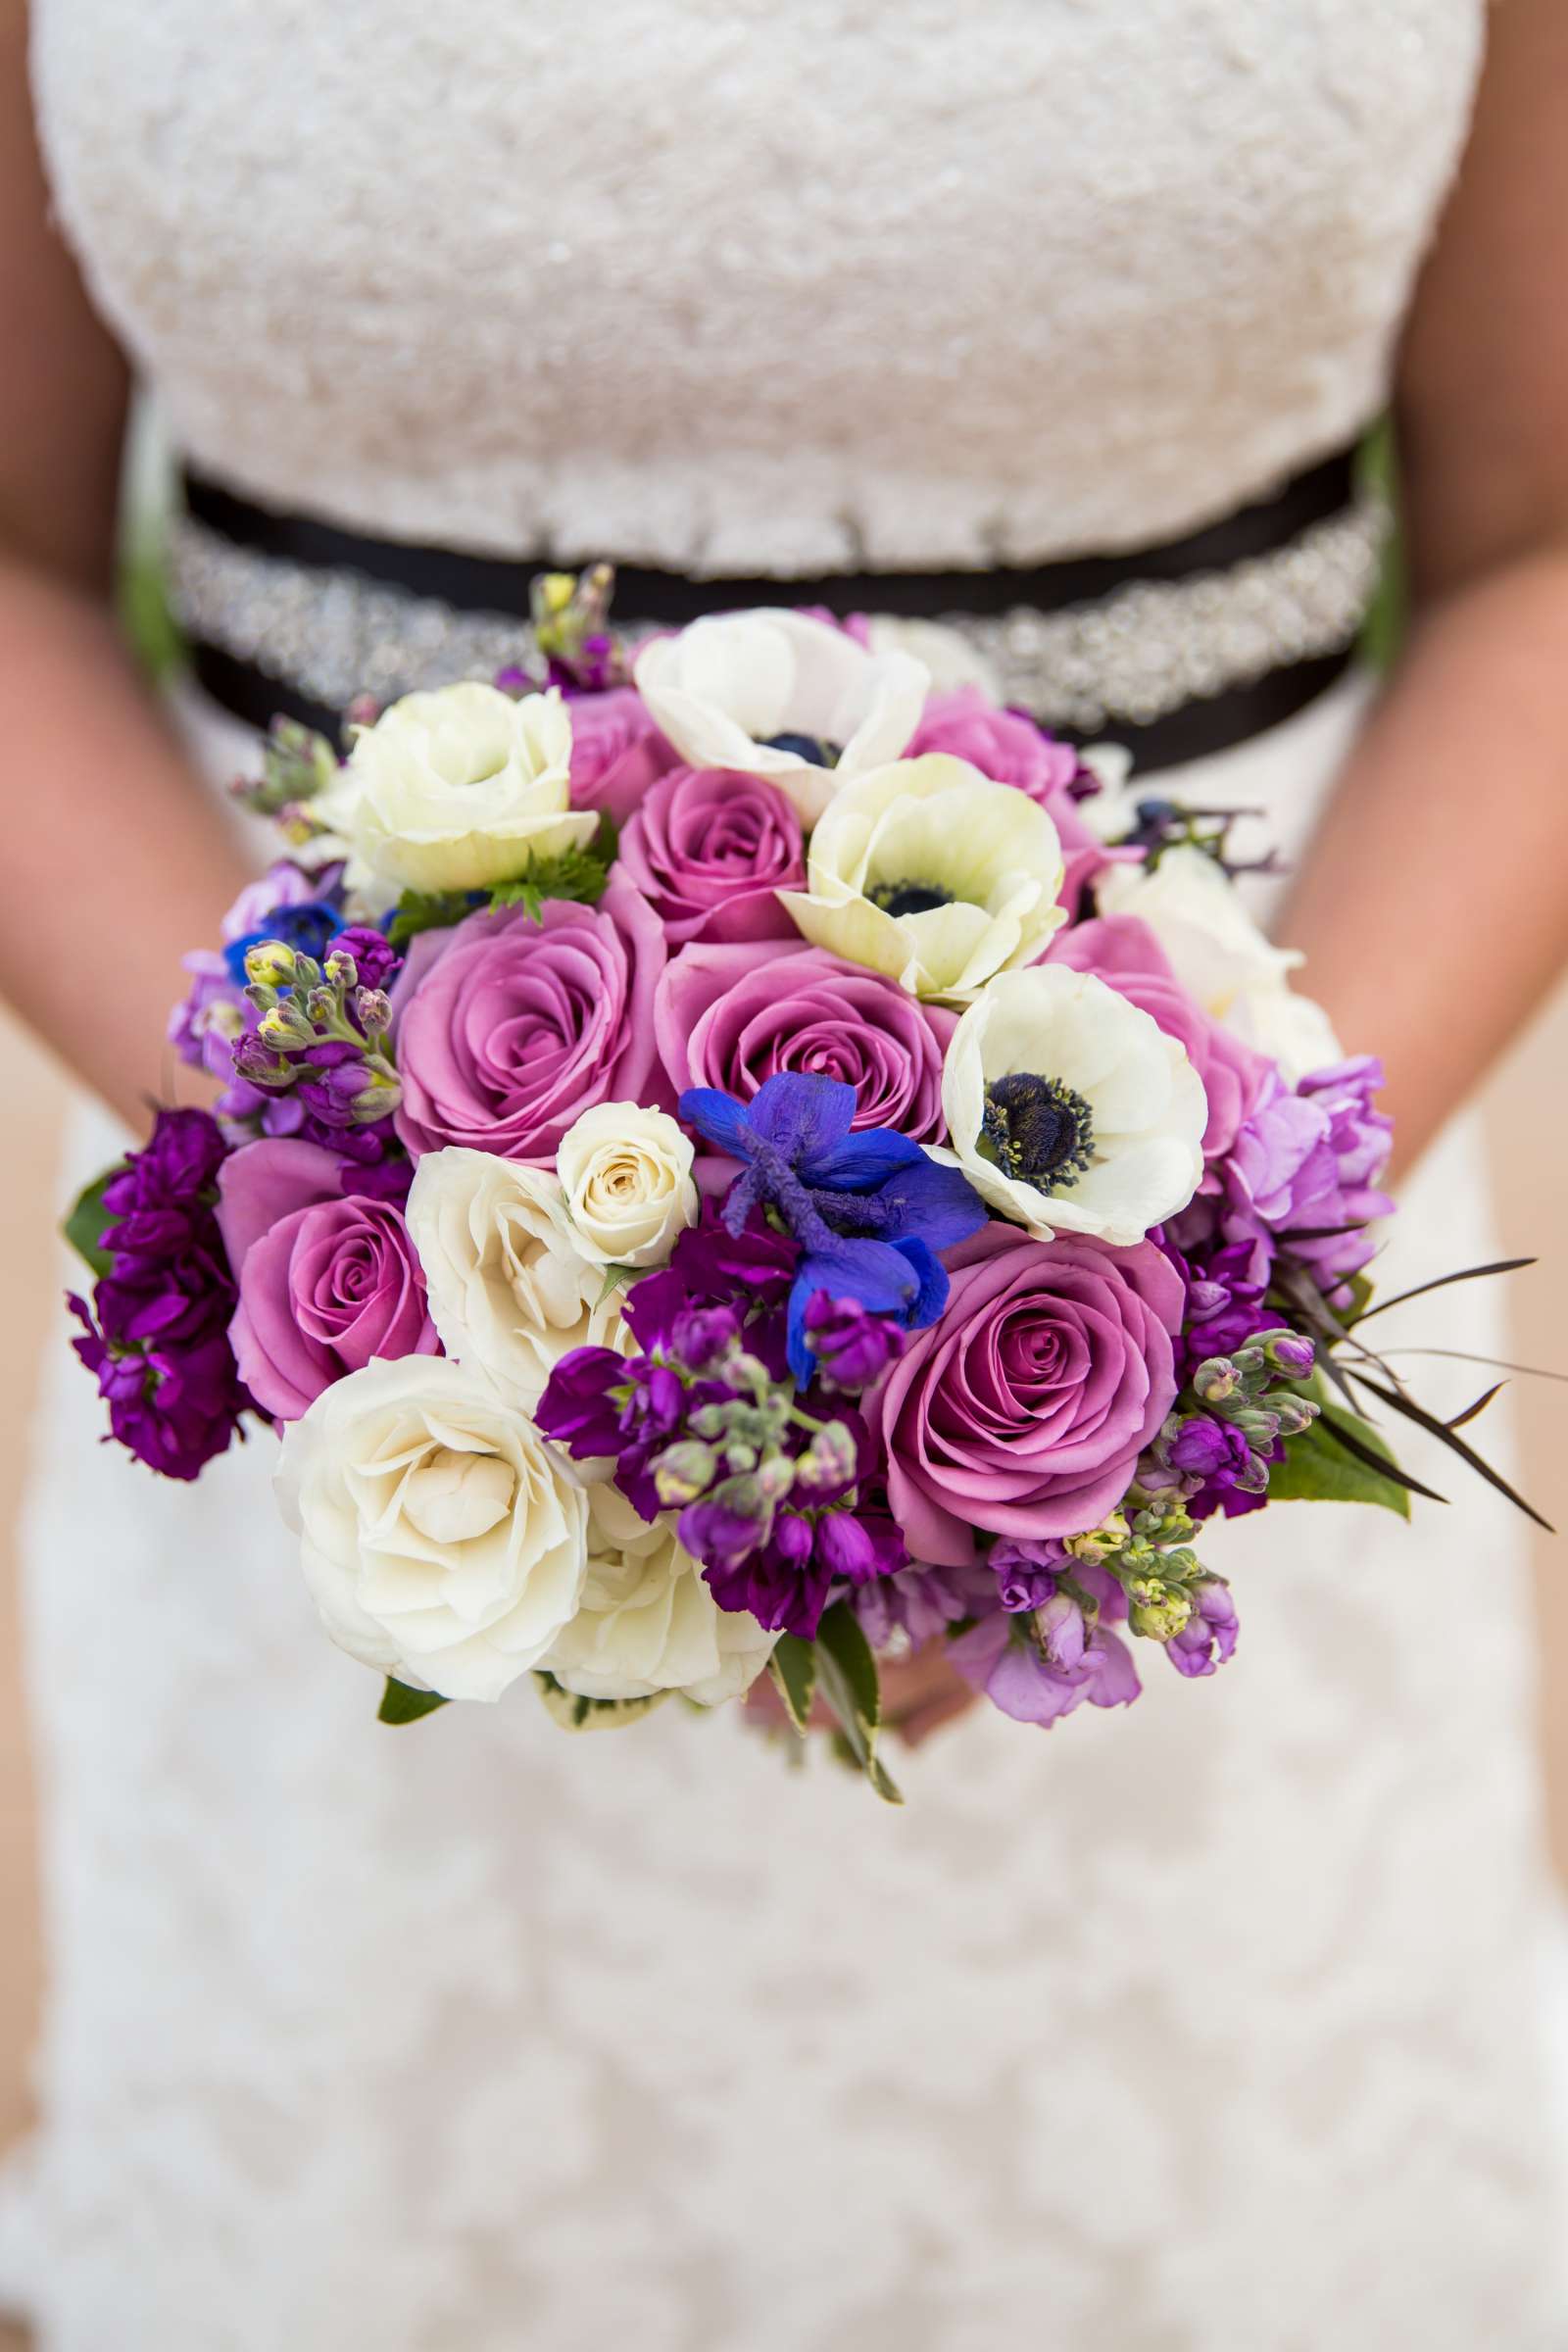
[169,450,1387,771]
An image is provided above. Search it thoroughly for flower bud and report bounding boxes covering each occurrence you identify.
[1035,1586,1088,1674]
[792,1419,859,1496]
[354,988,393,1034]
[1127,1576,1193,1644]
[1192,1357,1240,1404]
[1066,1511,1129,1564]
[652,1440,719,1507]
[244,940,299,989]
[323,951,359,989]
[257,1002,314,1050]
[1262,1331,1316,1382]
[1272,1393,1318,1439]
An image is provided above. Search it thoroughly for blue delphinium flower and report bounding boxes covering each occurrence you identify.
[677,1072,986,1382]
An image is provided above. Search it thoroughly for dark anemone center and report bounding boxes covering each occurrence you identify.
[866,879,956,919]
[761,731,840,767]
[980,1071,1095,1191]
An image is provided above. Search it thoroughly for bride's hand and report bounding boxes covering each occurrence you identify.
[744,1641,979,1750]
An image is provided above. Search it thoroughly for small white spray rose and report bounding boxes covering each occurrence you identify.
[542,1484,778,1706]
[778,755,1068,1002]
[633,608,929,826]
[405,1149,629,1410]
[556,1102,699,1268]
[942,963,1206,1246]
[276,1354,589,1703]
[320,680,598,895]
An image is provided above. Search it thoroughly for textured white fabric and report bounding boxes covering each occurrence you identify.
[11,3,1568,2345]
[34,0,1482,575]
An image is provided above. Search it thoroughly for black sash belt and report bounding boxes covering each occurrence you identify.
[175,447,1375,772]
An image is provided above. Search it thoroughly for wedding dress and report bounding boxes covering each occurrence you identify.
[6,4,1566,2346]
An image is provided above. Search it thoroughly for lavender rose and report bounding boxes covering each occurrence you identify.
[1049,912,1271,1160]
[565,686,679,825]
[906,686,1086,806]
[655,940,955,1144]
[217,1138,438,1421]
[870,1222,1183,1566]
[617,765,805,944]
[392,881,667,1164]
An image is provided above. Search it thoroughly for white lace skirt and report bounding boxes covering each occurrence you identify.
[4,672,1565,2350]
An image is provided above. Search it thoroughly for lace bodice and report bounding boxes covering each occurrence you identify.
[33,0,1482,574]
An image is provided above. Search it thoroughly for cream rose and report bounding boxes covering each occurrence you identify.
[275,1354,588,1703]
[320,680,598,894]
[942,963,1206,1245]
[542,1484,777,1705]
[1094,844,1338,1081]
[633,609,928,825]
[556,1102,698,1268]
[778,755,1068,1001]
[406,1148,629,1409]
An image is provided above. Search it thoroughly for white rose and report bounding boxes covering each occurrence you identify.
[319,680,598,895]
[633,608,928,826]
[542,1484,777,1705]
[406,1149,629,1410]
[1226,983,1344,1084]
[556,1102,698,1268]
[276,1355,588,1702]
[942,963,1206,1245]
[777,755,1068,1002]
[1095,845,1338,1084]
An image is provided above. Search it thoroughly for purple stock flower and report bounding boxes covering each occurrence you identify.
[1221,1058,1394,1306]
[948,1559,1142,1729]
[328,925,401,993]
[852,1558,997,1651]
[70,1108,251,1479]
[1165,1577,1240,1679]
[799,1292,906,1394]
[989,1535,1073,1614]
[698,1502,906,1641]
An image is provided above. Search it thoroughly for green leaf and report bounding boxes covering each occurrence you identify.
[812,1603,904,1805]
[1267,1403,1412,1517]
[594,1262,641,1308]
[490,843,611,924]
[386,890,478,950]
[377,1678,451,1724]
[532,1671,672,1733]
[63,1161,128,1278]
[767,1635,817,1734]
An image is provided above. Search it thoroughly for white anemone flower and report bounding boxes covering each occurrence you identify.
[942,964,1206,1245]
[1095,844,1338,1083]
[633,608,928,826]
[777,755,1068,1002]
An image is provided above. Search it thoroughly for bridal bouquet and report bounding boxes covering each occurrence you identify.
[66,575,1535,1797]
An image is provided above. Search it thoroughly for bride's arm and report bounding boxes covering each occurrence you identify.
[1279,0,1568,1173]
[1,6,250,1134]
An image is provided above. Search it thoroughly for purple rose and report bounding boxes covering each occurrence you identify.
[1049,915,1270,1160]
[217,1138,438,1420]
[656,940,955,1146]
[617,765,805,944]
[906,687,1087,806]
[905,686,1110,909]
[391,881,668,1163]
[870,1223,1183,1566]
[565,686,679,825]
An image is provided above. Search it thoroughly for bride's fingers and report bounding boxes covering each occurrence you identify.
[892,1683,979,1749]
